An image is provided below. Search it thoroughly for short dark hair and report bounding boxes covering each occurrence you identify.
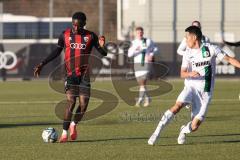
[185,26,202,41]
[135,26,144,31]
[72,12,87,21]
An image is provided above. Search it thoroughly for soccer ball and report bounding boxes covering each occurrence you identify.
[42,127,58,143]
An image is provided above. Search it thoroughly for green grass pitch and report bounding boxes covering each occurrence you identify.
[0,79,239,160]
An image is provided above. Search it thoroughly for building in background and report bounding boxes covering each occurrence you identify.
[117,0,240,76]
[0,0,239,79]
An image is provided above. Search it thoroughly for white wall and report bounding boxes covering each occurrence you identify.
[120,0,240,42]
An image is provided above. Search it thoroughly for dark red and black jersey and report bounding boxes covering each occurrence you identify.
[57,28,107,77]
[41,28,107,77]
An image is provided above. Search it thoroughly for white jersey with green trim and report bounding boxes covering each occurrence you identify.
[181,43,226,92]
[128,38,158,77]
[177,35,210,56]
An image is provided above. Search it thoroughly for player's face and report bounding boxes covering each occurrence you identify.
[72,19,85,32]
[136,30,144,39]
[185,32,197,48]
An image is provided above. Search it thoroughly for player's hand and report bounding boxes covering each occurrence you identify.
[135,46,141,51]
[189,71,200,78]
[146,55,154,62]
[33,63,43,78]
[99,35,105,47]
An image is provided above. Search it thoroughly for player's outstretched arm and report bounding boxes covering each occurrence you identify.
[33,47,63,77]
[223,40,240,47]
[223,55,240,68]
[33,34,64,77]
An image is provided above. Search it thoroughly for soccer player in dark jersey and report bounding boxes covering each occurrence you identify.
[34,12,107,143]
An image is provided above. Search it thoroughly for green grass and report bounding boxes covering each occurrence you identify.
[0,79,240,160]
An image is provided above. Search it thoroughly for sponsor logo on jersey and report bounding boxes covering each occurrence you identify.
[195,61,210,67]
[84,37,89,42]
[205,51,210,57]
[70,43,86,49]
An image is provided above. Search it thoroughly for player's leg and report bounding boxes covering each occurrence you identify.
[136,77,150,107]
[69,93,90,140]
[74,94,90,122]
[60,90,77,142]
[148,101,186,145]
[177,117,202,144]
[74,77,91,123]
[148,86,192,145]
[178,91,211,144]
[135,78,145,106]
[143,78,151,107]
[70,77,91,140]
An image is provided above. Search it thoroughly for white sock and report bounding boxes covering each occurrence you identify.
[144,86,149,100]
[62,129,68,135]
[153,110,174,136]
[181,122,192,134]
[71,121,76,126]
[138,86,146,102]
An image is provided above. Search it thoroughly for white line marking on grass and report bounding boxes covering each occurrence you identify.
[0,101,59,104]
[0,98,239,105]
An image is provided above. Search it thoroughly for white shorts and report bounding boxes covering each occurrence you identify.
[135,71,149,81]
[176,86,212,121]
[134,62,149,79]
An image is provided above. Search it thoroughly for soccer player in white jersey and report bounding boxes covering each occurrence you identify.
[128,27,158,107]
[148,26,240,145]
[178,21,210,110]
[177,21,210,56]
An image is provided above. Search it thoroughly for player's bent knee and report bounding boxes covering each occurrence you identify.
[170,102,184,114]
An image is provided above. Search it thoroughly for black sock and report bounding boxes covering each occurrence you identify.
[63,121,71,130]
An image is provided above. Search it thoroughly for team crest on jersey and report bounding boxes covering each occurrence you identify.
[205,51,210,57]
[202,46,211,58]
[84,37,89,42]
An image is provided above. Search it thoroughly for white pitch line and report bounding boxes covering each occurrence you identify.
[0,98,239,105]
[0,101,59,105]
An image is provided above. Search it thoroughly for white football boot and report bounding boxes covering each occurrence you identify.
[177,125,186,144]
[148,134,159,145]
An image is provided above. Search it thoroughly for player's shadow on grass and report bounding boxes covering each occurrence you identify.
[68,133,240,144]
[206,115,240,122]
[189,133,240,144]
[157,133,240,146]
[190,133,240,138]
[156,139,240,147]
[69,137,150,143]
[69,135,175,143]
[0,122,61,129]
[186,139,240,145]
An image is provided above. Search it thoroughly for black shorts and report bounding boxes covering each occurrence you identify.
[65,75,91,96]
